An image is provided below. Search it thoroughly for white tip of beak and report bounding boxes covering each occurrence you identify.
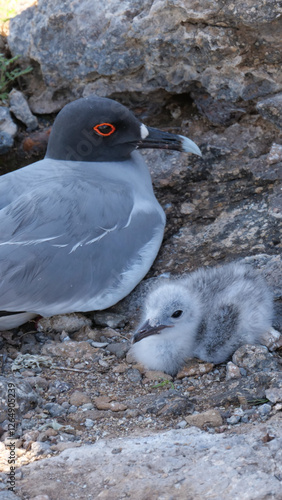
[179,135,202,156]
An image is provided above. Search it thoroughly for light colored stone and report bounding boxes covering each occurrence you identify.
[69,391,91,407]
[0,106,17,153]
[232,344,280,373]
[93,312,126,329]
[143,370,173,381]
[50,442,81,452]
[267,143,282,164]
[185,409,223,428]
[37,313,92,333]
[15,415,282,500]
[265,388,282,404]
[41,341,96,361]
[180,202,196,215]
[257,93,282,129]
[226,361,241,380]
[0,492,22,500]
[261,327,282,351]
[177,361,214,379]
[30,496,50,500]
[94,396,127,412]
[9,89,38,130]
[113,363,129,373]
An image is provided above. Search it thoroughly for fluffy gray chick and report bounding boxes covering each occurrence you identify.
[131,262,273,376]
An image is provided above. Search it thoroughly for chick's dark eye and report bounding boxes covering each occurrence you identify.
[93,123,116,137]
[171,310,183,318]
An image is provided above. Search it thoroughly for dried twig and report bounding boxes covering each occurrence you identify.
[52,366,90,374]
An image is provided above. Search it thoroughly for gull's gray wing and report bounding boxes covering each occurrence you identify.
[0,173,164,315]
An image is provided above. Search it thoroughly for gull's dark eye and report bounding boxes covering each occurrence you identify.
[171,310,183,319]
[93,123,116,137]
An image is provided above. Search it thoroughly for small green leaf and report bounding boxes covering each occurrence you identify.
[247,398,269,406]
[153,380,175,390]
[0,53,32,102]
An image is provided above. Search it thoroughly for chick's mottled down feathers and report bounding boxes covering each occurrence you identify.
[131,263,274,376]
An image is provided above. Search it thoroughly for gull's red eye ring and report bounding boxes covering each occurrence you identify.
[93,123,116,137]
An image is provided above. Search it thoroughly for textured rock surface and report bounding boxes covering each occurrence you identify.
[9,90,38,130]
[8,0,282,119]
[1,2,282,496]
[0,376,39,423]
[11,414,282,500]
[0,107,17,154]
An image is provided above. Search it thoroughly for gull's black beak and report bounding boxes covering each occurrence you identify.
[137,126,202,156]
[132,320,173,344]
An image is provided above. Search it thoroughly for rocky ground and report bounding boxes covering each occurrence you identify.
[0,306,282,500]
[0,105,282,498]
[1,15,282,495]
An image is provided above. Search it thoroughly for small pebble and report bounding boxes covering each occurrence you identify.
[226,361,241,380]
[257,403,272,416]
[91,341,109,348]
[93,312,126,329]
[69,390,91,407]
[44,403,66,417]
[241,415,249,423]
[227,415,241,425]
[98,359,109,368]
[30,441,51,456]
[31,496,51,500]
[85,419,94,428]
[127,368,142,384]
[176,420,187,429]
[106,342,129,359]
[265,388,282,403]
[81,403,94,411]
[177,361,214,379]
[143,370,172,381]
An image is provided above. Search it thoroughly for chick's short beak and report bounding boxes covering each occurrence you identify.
[133,320,172,344]
[137,126,202,156]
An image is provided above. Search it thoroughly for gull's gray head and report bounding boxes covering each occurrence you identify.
[131,281,201,376]
[45,96,201,163]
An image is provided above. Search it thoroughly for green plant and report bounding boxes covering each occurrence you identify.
[247,398,269,406]
[0,53,32,101]
[152,379,175,390]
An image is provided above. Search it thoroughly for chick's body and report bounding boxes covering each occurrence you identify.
[132,263,273,375]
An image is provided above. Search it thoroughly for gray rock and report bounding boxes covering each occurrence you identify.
[92,312,126,329]
[227,415,241,425]
[232,345,280,373]
[106,342,129,359]
[8,0,282,120]
[37,313,92,333]
[0,131,14,154]
[15,414,282,499]
[49,380,72,394]
[127,368,142,384]
[176,420,187,429]
[0,107,17,154]
[257,403,272,416]
[185,409,223,428]
[265,388,282,403]
[30,441,51,456]
[256,93,282,129]
[9,89,38,130]
[84,419,94,428]
[44,403,66,417]
[226,361,241,381]
[0,492,22,500]
[0,376,39,423]
[69,390,91,407]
